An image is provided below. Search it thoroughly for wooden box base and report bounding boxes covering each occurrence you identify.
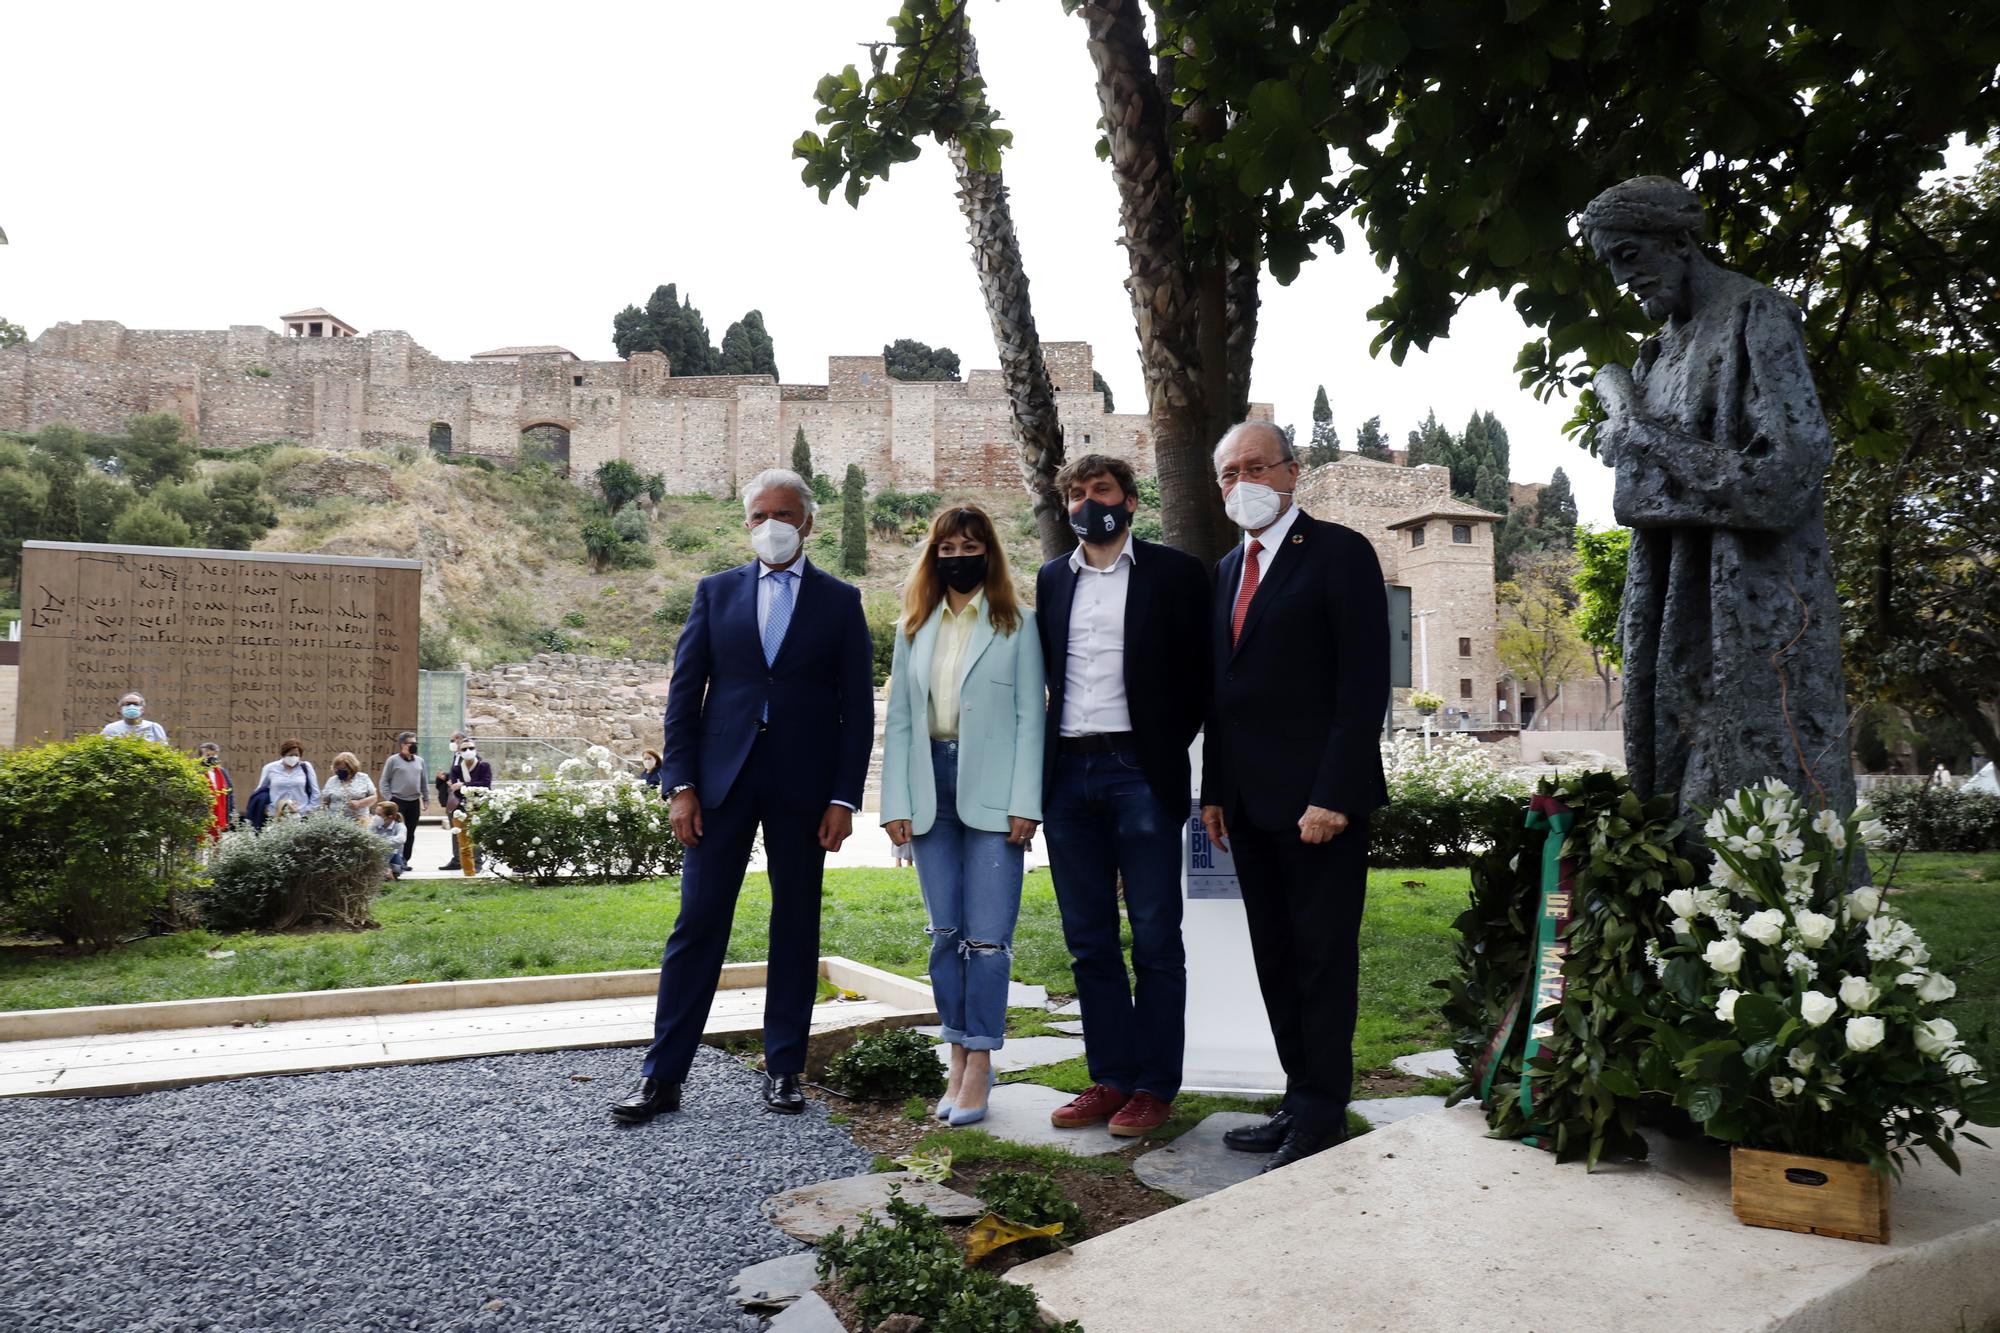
[1731,1147,1889,1244]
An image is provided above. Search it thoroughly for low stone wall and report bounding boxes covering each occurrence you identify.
[464,653,672,755]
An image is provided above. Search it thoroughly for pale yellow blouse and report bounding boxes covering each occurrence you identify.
[928,593,985,740]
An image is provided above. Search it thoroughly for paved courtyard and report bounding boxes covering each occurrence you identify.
[0,1046,869,1332]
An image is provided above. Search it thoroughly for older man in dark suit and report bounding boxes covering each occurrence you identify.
[1200,421,1390,1171]
[610,468,874,1124]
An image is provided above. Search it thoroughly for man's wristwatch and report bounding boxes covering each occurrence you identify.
[664,783,695,800]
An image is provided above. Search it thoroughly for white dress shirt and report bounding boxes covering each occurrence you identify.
[1231,501,1302,605]
[1060,534,1136,737]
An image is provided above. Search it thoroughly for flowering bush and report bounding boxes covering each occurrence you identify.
[1372,732,1529,867]
[1408,689,1445,714]
[1640,780,1997,1172]
[463,764,682,884]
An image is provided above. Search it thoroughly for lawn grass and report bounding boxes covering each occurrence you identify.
[1884,852,2000,1070]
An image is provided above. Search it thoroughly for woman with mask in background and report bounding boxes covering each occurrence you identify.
[252,739,318,823]
[196,742,234,841]
[878,504,1044,1128]
[319,751,377,821]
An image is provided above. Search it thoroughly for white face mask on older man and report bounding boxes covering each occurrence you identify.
[751,518,802,566]
[1223,480,1287,531]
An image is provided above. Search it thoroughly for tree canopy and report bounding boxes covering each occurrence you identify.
[612,284,718,375]
[883,338,962,382]
[717,310,780,378]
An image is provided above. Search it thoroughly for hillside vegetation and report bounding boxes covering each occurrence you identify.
[1,416,1056,674]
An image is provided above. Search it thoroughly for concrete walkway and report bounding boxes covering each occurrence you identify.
[1011,1104,2000,1333]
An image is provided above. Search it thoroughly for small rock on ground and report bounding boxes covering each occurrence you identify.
[767,1290,845,1331]
[763,1172,983,1243]
[1132,1112,1269,1200]
[727,1252,819,1310]
[1352,1094,1450,1128]
[1390,1049,1459,1080]
[1048,1020,1086,1036]
[959,1083,1123,1157]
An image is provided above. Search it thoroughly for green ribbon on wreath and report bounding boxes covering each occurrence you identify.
[1472,794,1577,1147]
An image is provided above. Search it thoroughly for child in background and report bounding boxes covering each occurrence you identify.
[368,802,407,879]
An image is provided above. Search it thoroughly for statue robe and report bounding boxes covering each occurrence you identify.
[1611,268,1855,828]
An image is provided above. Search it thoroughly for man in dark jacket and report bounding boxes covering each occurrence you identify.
[1036,455,1210,1139]
[1200,421,1390,1172]
[611,469,874,1125]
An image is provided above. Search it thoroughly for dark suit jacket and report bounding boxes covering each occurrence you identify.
[1200,511,1390,829]
[661,558,874,812]
[1036,537,1212,808]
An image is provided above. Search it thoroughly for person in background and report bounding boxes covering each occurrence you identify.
[378,732,427,868]
[195,743,234,841]
[433,732,468,821]
[640,749,665,795]
[879,504,1044,1129]
[102,692,168,745]
[368,802,407,879]
[444,740,492,872]
[319,751,377,820]
[436,735,477,870]
[253,739,318,821]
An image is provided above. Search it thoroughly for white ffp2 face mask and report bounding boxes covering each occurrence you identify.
[751,519,803,565]
[1224,481,1287,531]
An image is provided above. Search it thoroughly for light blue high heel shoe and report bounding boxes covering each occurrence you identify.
[947,1068,998,1127]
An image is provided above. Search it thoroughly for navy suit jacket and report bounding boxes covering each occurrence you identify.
[1035,537,1211,807]
[660,558,874,812]
[1200,511,1391,829]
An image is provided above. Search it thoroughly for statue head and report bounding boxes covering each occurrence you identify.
[1580,176,1708,323]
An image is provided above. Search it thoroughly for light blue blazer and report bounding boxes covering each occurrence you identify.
[880,602,1045,835]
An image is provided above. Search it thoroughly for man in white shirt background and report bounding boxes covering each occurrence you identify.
[101,692,168,745]
[1034,455,1212,1140]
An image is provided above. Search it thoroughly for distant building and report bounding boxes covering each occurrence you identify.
[280,307,358,339]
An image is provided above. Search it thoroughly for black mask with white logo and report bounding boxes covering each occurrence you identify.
[1069,498,1133,545]
[937,554,988,594]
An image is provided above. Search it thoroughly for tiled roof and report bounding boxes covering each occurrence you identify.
[470,345,578,359]
[1385,497,1506,528]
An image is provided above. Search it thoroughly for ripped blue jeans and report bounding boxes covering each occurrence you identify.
[912,739,1024,1051]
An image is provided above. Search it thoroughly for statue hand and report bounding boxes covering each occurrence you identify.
[1592,363,1637,419]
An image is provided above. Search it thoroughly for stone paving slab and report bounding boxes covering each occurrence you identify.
[1048,999,1083,1017]
[1007,982,1050,1009]
[1353,1095,1449,1128]
[762,1171,983,1243]
[767,1290,844,1331]
[1011,1106,2000,1333]
[1049,1020,1086,1036]
[1390,1048,1459,1080]
[968,1083,1123,1157]
[1131,1112,1268,1200]
[933,1035,1085,1074]
[727,1251,819,1310]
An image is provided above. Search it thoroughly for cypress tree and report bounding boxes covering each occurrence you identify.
[791,427,814,482]
[1353,416,1392,462]
[840,464,868,575]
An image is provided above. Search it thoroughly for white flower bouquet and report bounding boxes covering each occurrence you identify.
[1643,779,1995,1173]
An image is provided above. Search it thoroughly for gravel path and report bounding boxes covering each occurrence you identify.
[0,1045,872,1332]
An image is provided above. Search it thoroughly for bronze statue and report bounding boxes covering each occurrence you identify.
[1580,176,1855,829]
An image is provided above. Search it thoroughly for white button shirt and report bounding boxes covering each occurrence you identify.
[1060,535,1136,736]
[1231,501,1302,605]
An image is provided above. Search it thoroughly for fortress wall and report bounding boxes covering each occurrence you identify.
[196,371,310,446]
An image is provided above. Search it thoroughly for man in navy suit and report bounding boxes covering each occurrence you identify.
[611,468,874,1124]
[1035,454,1210,1139]
[1199,421,1390,1171]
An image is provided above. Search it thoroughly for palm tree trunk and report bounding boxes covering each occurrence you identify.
[948,35,1070,562]
[1078,0,1229,563]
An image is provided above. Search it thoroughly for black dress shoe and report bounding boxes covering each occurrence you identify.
[608,1077,681,1124]
[1260,1122,1348,1173]
[762,1072,806,1114]
[1222,1111,1294,1153]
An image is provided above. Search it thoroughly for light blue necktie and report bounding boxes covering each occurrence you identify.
[761,569,795,721]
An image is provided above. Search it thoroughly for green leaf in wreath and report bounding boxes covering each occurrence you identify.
[1595,1067,1642,1098]
[1680,1082,1725,1121]
[1730,992,1787,1045]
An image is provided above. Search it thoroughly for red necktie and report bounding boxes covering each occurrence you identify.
[1231,539,1263,647]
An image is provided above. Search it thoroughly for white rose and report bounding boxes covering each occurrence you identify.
[1665,888,1698,920]
[1705,939,1745,976]
[1846,887,1881,920]
[1671,917,1694,938]
[1838,976,1880,1012]
[1793,911,1836,949]
[1944,1051,1983,1078]
[1715,988,1742,1022]
[1844,1016,1886,1053]
[1917,971,1957,1003]
[1741,910,1785,947]
[1799,991,1838,1028]
[1914,1018,1960,1057]
[1770,1075,1801,1099]
[1787,1046,1816,1074]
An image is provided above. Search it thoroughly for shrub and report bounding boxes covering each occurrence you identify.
[561,609,587,628]
[653,584,696,627]
[417,622,459,669]
[531,625,576,654]
[818,1192,1081,1333]
[1371,732,1530,867]
[703,548,747,574]
[581,515,621,572]
[864,591,900,687]
[1867,783,2000,852]
[611,505,651,545]
[463,766,683,884]
[200,813,388,932]
[824,1026,947,1100]
[0,736,214,950]
[974,1170,1085,1240]
[595,459,645,513]
[662,522,710,553]
[107,499,195,548]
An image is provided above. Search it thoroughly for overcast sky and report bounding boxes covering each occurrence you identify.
[2,0,1613,523]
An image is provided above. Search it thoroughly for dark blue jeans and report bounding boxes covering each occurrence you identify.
[912,740,1023,1051]
[1041,748,1187,1100]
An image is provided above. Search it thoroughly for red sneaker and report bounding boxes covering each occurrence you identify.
[1050,1084,1131,1128]
[1108,1091,1174,1138]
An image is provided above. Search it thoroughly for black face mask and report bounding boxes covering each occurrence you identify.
[937,554,988,595]
[335,767,352,779]
[1069,497,1133,545]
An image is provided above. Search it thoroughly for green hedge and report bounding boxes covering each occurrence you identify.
[201,813,387,932]
[1868,783,2000,852]
[0,736,214,950]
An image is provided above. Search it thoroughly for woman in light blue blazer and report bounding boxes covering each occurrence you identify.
[881,504,1044,1127]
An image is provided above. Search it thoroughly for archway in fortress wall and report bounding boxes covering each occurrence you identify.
[519,423,571,477]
